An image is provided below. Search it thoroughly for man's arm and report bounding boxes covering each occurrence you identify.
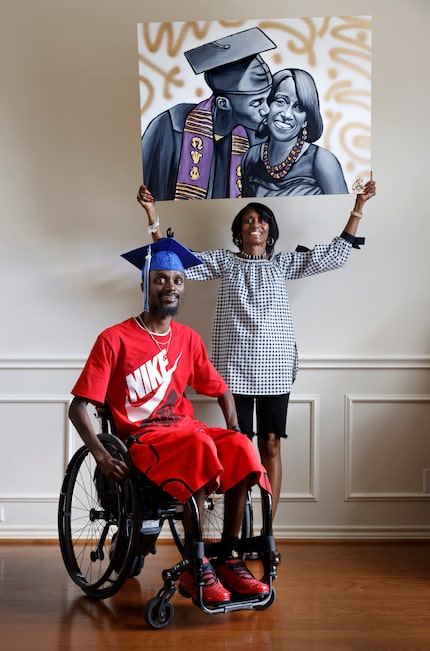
[217,389,240,431]
[69,396,130,481]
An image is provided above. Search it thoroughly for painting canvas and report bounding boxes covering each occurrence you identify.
[137,17,371,201]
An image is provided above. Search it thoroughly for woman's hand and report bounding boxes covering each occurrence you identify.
[136,185,160,236]
[137,184,154,209]
[344,172,376,236]
[355,172,376,210]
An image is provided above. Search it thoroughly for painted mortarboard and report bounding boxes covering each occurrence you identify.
[184,27,276,94]
[121,238,203,311]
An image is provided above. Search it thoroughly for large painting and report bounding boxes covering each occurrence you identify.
[137,17,371,201]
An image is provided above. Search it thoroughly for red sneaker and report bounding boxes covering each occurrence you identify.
[216,554,269,596]
[179,559,231,605]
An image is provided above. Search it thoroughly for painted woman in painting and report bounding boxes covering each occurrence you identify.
[241,68,348,196]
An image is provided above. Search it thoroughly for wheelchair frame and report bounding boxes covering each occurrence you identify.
[58,407,277,628]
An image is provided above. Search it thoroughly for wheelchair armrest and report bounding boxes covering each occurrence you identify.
[95,404,117,434]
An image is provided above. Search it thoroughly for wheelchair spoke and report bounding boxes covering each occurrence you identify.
[58,434,141,598]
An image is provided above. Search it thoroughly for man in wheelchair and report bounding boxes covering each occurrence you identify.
[69,237,271,606]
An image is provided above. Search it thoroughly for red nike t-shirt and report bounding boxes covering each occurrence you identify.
[72,317,228,439]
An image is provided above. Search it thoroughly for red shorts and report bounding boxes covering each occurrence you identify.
[128,420,271,503]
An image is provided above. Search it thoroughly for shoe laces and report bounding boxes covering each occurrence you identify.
[201,561,219,587]
[224,557,255,581]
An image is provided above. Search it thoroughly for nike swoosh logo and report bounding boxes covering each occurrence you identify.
[125,352,182,423]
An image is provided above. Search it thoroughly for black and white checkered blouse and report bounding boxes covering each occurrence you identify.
[185,235,353,395]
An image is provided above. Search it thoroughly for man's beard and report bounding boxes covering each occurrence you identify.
[156,303,179,317]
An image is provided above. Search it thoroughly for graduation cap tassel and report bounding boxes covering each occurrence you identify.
[142,245,152,312]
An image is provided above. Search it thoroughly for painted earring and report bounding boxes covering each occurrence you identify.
[302,125,308,141]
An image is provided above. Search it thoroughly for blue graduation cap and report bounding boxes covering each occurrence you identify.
[121,238,203,311]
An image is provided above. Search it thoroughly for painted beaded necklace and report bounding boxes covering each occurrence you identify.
[262,137,304,179]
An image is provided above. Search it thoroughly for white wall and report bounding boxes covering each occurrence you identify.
[1,0,429,539]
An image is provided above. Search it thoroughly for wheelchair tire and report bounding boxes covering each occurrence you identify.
[144,597,175,629]
[128,554,145,578]
[58,433,141,599]
[168,491,254,556]
[168,491,226,554]
[241,490,254,539]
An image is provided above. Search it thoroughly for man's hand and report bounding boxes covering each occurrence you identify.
[96,455,130,482]
[69,396,131,482]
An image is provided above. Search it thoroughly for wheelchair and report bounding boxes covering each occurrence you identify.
[58,406,277,628]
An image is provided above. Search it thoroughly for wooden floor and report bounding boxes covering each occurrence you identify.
[1,541,429,651]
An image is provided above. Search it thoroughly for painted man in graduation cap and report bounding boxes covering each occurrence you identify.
[141,28,276,201]
[69,236,272,605]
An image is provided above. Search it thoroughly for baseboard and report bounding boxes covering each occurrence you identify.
[1,524,430,541]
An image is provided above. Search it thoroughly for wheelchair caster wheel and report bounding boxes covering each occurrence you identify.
[144,597,174,629]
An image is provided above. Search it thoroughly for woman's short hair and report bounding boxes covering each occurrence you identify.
[263,68,324,142]
[231,203,279,253]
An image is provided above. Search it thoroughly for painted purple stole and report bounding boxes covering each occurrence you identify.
[174,96,249,200]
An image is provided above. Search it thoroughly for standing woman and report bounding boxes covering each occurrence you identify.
[137,178,376,530]
[242,68,348,197]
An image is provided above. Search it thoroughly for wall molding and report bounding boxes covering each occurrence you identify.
[194,393,320,501]
[2,524,430,541]
[272,525,430,539]
[0,393,74,455]
[1,360,429,540]
[285,394,319,501]
[344,393,430,501]
[299,356,430,370]
[0,495,59,502]
[0,358,85,369]
[0,355,430,371]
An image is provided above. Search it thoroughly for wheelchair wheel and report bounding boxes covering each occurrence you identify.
[168,491,225,554]
[144,596,175,629]
[58,433,141,599]
[241,490,254,539]
[168,491,253,554]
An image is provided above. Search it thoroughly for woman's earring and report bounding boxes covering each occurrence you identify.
[234,236,242,248]
[267,237,274,246]
[302,125,308,141]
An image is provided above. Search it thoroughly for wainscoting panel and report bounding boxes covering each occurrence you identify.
[345,394,430,500]
[0,357,429,539]
[194,394,319,501]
